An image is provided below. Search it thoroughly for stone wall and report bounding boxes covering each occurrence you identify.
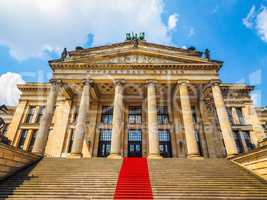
[0,143,40,180]
[231,144,267,181]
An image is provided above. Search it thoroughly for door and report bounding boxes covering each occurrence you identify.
[159,130,172,158]
[128,129,142,157]
[98,129,111,157]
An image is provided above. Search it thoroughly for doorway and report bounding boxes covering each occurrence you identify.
[128,129,142,157]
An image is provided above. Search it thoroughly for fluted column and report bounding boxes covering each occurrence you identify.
[211,81,238,157]
[70,79,92,158]
[178,80,200,158]
[108,80,124,159]
[32,79,61,155]
[147,80,161,159]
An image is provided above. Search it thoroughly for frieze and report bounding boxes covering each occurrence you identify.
[84,69,213,75]
[94,55,179,64]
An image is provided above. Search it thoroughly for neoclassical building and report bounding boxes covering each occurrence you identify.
[5,40,267,159]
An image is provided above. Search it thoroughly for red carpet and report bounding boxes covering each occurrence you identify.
[114,158,153,199]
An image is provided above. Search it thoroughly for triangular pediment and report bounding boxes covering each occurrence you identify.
[50,41,222,67]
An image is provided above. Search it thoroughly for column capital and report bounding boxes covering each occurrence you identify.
[82,79,93,86]
[177,79,189,86]
[49,79,63,86]
[114,79,125,86]
[209,79,221,86]
[146,80,158,86]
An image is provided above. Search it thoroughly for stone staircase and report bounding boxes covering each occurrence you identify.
[149,159,267,199]
[0,158,267,199]
[0,158,122,199]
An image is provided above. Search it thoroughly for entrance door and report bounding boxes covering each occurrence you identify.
[159,130,172,158]
[128,129,142,157]
[98,129,111,157]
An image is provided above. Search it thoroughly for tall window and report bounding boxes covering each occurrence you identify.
[226,107,234,124]
[191,106,197,124]
[28,129,37,152]
[18,129,28,150]
[25,106,35,123]
[233,131,244,154]
[242,131,254,150]
[36,106,45,123]
[67,129,74,153]
[236,107,245,125]
[101,106,113,124]
[72,106,79,123]
[157,106,169,124]
[128,106,142,124]
[98,129,112,157]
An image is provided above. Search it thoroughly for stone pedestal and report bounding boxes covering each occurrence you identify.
[179,81,200,158]
[108,80,124,159]
[211,81,238,157]
[32,79,61,155]
[147,81,162,159]
[70,79,92,158]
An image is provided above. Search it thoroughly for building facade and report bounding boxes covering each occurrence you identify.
[5,40,267,159]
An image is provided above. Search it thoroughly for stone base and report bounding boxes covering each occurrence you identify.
[68,153,82,159]
[147,154,163,159]
[226,153,238,159]
[108,154,122,159]
[187,154,203,159]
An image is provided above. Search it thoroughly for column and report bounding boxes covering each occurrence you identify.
[147,80,161,159]
[242,103,265,146]
[178,80,200,158]
[32,79,61,155]
[211,81,238,157]
[108,80,124,159]
[70,79,92,158]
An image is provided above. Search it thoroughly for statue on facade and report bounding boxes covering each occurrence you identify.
[204,48,210,60]
[0,105,9,145]
[125,32,145,48]
[61,48,68,59]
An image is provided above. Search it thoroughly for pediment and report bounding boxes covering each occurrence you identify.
[50,41,222,69]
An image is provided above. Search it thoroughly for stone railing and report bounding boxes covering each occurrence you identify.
[230,145,267,181]
[0,143,41,180]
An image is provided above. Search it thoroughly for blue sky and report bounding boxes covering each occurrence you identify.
[0,0,267,106]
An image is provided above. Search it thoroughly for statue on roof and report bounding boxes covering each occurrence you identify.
[204,48,210,60]
[125,32,145,42]
[61,48,68,59]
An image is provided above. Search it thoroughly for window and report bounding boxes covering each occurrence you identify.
[18,129,28,150]
[73,106,79,123]
[98,129,112,157]
[128,106,142,124]
[101,106,113,124]
[128,129,142,141]
[67,129,74,153]
[191,106,197,124]
[28,130,37,152]
[242,131,254,150]
[158,130,172,157]
[36,106,45,123]
[25,106,35,123]
[226,107,234,124]
[236,107,245,125]
[233,131,244,154]
[157,106,169,124]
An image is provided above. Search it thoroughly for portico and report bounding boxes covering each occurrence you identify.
[7,40,264,159]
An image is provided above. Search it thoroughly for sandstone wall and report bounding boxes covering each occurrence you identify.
[0,143,40,180]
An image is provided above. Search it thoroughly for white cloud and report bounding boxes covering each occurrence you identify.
[243,5,256,29]
[256,7,267,42]
[187,27,195,37]
[0,0,171,61]
[167,13,179,31]
[0,72,25,106]
[243,5,267,43]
